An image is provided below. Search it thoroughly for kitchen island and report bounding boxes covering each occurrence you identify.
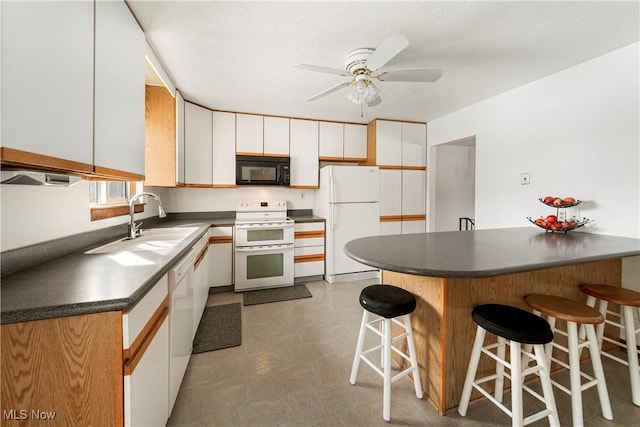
[344,227,640,414]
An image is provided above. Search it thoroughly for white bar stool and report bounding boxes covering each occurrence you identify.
[458,304,559,427]
[525,294,613,426]
[350,284,423,422]
[580,283,640,406]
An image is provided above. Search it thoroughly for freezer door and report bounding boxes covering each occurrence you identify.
[330,202,380,275]
[327,166,379,203]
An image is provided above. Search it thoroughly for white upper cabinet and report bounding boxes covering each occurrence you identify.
[94,0,145,178]
[184,102,213,186]
[401,123,426,168]
[379,169,402,217]
[289,119,319,188]
[375,120,402,167]
[318,122,344,160]
[176,90,186,185]
[263,117,290,156]
[236,114,263,155]
[343,124,367,160]
[212,111,236,186]
[1,0,94,172]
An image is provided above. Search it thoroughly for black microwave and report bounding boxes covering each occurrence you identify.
[236,156,290,186]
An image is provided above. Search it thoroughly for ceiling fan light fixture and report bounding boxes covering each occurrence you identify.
[345,78,379,106]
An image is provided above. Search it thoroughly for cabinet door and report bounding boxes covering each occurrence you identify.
[212,111,236,186]
[176,90,186,185]
[289,119,319,188]
[209,227,233,287]
[144,85,176,187]
[380,221,402,236]
[236,113,263,155]
[344,124,367,160]
[264,116,290,156]
[380,169,402,218]
[124,318,169,427]
[1,1,94,172]
[94,0,145,179]
[402,170,426,216]
[402,220,426,234]
[184,102,212,186]
[318,121,343,160]
[402,122,426,168]
[375,120,402,167]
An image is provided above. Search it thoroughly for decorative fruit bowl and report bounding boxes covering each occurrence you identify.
[527,216,590,233]
[538,197,581,208]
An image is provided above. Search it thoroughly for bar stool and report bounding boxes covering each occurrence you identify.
[525,294,613,426]
[350,284,423,422]
[580,283,640,406]
[458,304,559,427]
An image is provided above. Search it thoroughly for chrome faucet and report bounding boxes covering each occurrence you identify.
[128,192,167,239]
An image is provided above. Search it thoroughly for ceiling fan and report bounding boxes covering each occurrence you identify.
[294,34,442,115]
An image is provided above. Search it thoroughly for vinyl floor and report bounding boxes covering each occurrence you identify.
[168,279,640,426]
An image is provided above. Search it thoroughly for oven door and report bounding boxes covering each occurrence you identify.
[234,244,294,291]
[235,222,294,247]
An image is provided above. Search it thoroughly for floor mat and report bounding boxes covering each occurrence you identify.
[243,284,312,306]
[192,303,241,353]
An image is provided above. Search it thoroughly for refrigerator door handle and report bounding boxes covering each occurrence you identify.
[329,169,335,230]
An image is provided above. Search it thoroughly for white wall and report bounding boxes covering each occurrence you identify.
[432,143,476,231]
[428,42,640,239]
[162,186,315,213]
[427,42,640,291]
[0,182,167,251]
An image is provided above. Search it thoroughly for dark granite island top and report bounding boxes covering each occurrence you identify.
[344,227,640,278]
[344,227,640,415]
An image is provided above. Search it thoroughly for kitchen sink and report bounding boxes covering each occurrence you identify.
[85,227,199,254]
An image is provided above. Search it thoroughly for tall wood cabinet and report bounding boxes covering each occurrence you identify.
[1,0,145,180]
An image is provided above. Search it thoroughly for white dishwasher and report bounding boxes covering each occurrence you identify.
[168,247,197,414]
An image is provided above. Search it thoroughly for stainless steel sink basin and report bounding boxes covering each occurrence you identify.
[85,227,199,254]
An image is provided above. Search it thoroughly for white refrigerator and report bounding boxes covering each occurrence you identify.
[315,165,380,283]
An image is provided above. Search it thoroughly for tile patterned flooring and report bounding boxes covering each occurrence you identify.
[168,279,640,426]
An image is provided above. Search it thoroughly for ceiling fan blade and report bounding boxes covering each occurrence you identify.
[377,69,443,82]
[366,34,410,71]
[305,81,351,101]
[294,64,347,76]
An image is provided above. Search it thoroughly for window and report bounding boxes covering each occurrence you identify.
[89,181,140,221]
[89,181,129,205]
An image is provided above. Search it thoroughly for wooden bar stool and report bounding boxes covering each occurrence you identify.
[350,284,423,422]
[525,294,613,426]
[458,304,559,427]
[580,283,640,406]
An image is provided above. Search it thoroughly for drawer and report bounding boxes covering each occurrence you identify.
[294,245,324,278]
[294,222,325,247]
[294,222,325,232]
[123,274,168,348]
[209,226,233,243]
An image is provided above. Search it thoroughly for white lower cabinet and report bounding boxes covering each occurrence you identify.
[209,226,234,287]
[123,274,170,427]
[294,222,325,279]
[193,235,209,333]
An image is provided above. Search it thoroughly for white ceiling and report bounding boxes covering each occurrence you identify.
[128,1,639,124]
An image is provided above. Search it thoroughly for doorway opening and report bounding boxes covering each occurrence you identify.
[428,136,476,232]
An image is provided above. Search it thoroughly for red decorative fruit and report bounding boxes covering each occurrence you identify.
[561,221,574,230]
[552,198,564,207]
[535,218,545,227]
[543,196,554,204]
[563,197,576,204]
[546,215,557,224]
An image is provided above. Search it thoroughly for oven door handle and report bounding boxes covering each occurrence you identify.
[236,223,294,230]
[235,244,294,252]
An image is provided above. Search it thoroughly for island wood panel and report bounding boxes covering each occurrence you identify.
[1,311,123,426]
[382,258,622,415]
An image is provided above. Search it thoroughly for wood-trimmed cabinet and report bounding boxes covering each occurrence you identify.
[367,120,427,234]
[209,226,234,288]
[318,122,367,162]
[1,0,145,181]
[294,221,325,280]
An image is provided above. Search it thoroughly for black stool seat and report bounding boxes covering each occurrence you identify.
[359,285,416,318]
[472,304,553,344]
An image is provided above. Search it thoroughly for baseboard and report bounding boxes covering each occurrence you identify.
[325,270,380,284]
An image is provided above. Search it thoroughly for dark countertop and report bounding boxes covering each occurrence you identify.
[344,227,640,279]
[1,214,324,324]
